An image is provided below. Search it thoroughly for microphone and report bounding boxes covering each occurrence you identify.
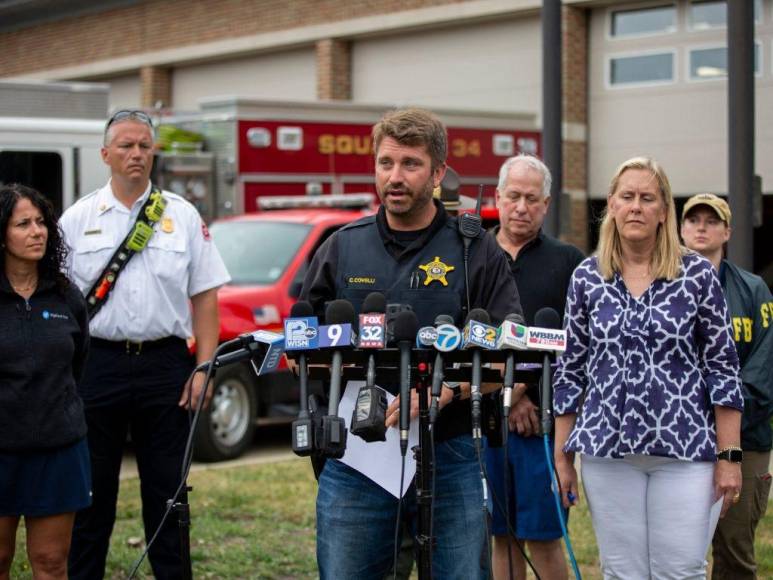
[320,299,356,458]
[429,314,457,424]
[462,308,496,445]
[321,300,357,415]
[351,292,389,443]
[526,312,567,353]
[498,313,526,418]
[533,307,563,435]
[358,292,387,387]
[212,329,285,376]
[393,310,419,456]
[285,301,318,456]
[416,326,439,349]
[496,314,529,351]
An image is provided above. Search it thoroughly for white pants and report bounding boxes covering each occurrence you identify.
[581,454,723,580]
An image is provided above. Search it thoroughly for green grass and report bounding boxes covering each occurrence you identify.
[10,458,773,578]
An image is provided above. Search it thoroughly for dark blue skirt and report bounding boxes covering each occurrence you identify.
[0,437,92,517]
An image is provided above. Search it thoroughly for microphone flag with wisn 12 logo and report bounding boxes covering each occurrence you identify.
[284,316,320,350]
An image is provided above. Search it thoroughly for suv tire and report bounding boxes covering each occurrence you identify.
[192,365,257,462]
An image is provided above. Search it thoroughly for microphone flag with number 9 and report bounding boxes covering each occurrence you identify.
[319,323,352,347]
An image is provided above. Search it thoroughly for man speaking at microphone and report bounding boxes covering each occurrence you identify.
[301,107,521,579]
[486,155,583,580]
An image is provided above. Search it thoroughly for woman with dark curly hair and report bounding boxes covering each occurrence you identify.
[0,184,90,580]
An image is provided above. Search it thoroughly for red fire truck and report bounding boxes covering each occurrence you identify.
[153,98,540,221]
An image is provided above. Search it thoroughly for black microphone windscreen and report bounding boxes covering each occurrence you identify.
[325,299,356,325]
[290,300,314,318]
[393,310,419,343]
[434,314,454,326]
[505,312,525,325]
[362,292,387,314]
[534,307,561,329]
[465,308,490,325]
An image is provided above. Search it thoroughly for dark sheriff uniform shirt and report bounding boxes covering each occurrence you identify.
[302,200,523,441]
[491,227,584,408]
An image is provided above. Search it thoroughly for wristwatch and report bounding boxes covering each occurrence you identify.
[717,447,743,463]
[443,381,463,402]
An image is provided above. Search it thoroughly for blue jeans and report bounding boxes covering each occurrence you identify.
[316,434,490,579]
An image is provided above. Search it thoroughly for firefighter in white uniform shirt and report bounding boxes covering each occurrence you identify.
[59,110,230,580]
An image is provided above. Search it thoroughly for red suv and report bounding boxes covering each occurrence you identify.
[193,195,374,461]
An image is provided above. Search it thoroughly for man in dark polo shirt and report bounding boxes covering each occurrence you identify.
[301,108,522,579]
[486,154,584,580]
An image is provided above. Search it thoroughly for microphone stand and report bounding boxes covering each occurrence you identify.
[413,362,434,580]
[174,500,193,580]
[172,360,217,580]
[299,347,547,580]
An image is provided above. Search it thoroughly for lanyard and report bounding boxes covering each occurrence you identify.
[85,186,166,320]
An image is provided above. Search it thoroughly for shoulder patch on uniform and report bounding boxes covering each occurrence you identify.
[201,221,211,240]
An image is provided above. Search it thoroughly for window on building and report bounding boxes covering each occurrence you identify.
[689,0,762,31]
[609,52,675,86]
[610,4,676,37]
[689,43,761,80]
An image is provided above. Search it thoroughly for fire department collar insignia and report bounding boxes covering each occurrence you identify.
[419,256,455,287]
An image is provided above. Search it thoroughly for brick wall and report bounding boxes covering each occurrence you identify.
[562,5,587,126]
[562,5,589,252]
[0,0,466,78]
[140,66,171,108]
[316,39,351,100]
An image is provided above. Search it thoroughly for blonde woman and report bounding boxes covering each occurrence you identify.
[552,158,743,579]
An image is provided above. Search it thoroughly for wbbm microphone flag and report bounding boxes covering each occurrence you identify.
[526,326,567,352]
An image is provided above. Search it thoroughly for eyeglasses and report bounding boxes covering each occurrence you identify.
[105,110,154,131]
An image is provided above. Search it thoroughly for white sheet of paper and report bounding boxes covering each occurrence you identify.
[338,381,418,498]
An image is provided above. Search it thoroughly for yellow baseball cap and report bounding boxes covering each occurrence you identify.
[682,193,731,225]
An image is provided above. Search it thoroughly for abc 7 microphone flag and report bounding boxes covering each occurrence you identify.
[434,323,462,351]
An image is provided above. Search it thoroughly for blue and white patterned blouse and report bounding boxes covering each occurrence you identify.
[553,252,742,462]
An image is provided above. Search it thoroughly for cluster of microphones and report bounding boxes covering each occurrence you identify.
[207,291,566,460]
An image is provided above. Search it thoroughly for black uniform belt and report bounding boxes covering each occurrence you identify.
[91,336,186,355]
